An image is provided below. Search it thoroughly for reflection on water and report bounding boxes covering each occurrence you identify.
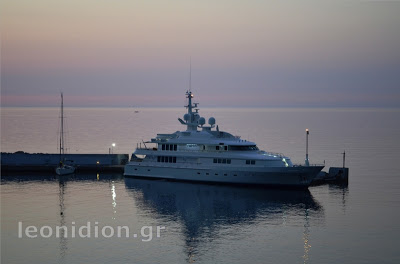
[302,209,311,264]
[124,178,325,262]
[110,181,117,220]
[329,185,349,214]
[1,173,124,263]
[2,174,330,263]
[58,176,67,263]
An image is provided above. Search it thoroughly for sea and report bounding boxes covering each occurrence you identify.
[1,107,400,264]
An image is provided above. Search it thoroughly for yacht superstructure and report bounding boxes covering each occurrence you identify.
[124,91,323,188]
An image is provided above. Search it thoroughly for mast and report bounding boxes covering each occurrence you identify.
[187,57,193,118]
[189,57,191,93]
[183,58,199,131]
[59,93,64,161]
[179,60,201,131]
[187,90,193,115]
[178,92,201,130]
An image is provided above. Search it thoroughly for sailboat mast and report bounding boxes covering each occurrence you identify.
[60,93,64,156]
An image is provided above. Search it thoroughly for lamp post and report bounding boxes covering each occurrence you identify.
[342,150,346,168]
[111,143,116,154]
[305,129,310,166]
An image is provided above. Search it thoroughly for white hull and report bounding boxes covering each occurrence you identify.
[56,165,75,175]
[124,163,323,188]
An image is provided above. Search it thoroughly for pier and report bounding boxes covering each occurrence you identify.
[311,151,349,186]
[1,152,129,174]
[311,167,349,186]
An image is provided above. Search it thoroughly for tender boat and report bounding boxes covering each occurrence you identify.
[124,91,323,188]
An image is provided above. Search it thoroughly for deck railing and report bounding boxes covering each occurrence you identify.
[293,163,325,167]
[262,151,285,157]
[136,147,157,151]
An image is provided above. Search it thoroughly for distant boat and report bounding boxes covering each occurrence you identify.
[134,110,139,113]
[56,93,75,175]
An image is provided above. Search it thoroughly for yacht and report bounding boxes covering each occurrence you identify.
[124,91,323,188]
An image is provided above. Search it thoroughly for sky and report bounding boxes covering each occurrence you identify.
[1,0,400,107]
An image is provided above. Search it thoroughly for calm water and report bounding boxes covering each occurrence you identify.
[1,107,400,263]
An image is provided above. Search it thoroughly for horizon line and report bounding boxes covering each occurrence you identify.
[2,105,400,110]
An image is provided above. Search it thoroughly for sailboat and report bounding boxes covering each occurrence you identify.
[55,93,75,175]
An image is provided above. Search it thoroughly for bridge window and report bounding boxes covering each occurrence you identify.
[161,144,177,151]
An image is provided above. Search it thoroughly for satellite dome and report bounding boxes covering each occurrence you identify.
[198,117,205,126]
[184,114,190,121]
[208,117,216,126]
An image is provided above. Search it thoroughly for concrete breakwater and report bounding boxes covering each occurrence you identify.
[1,152,129,174]
[311,167,349,186]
